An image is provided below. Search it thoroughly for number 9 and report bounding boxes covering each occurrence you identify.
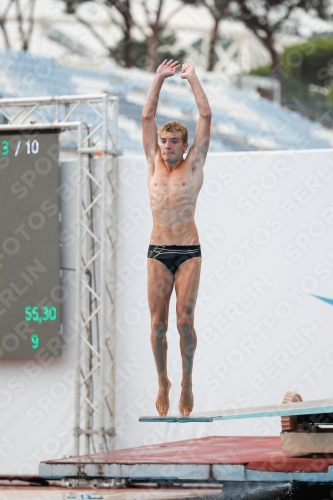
[31,334,39,349]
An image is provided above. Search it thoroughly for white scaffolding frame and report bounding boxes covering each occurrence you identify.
[0,94,118,455]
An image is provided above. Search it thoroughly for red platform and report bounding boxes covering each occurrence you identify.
[39,436,333,483]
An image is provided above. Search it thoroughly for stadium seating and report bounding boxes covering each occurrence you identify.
[1,49,333,155]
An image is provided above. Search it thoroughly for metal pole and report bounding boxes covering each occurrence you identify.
[98,94,108,452]
[109,97,119,450]
[0,95,117,106]
[74,122,83,456]
[85,154,92,456]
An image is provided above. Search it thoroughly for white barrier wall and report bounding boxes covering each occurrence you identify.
[115,150,333,449]
[1,150,333,474]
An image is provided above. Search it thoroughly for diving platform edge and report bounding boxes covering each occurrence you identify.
[139,398,333,423]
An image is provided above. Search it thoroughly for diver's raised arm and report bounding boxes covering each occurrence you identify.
[142,59,180,163]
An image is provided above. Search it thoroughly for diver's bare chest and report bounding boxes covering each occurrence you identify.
[149,163,197,198]
[150,177,196,205]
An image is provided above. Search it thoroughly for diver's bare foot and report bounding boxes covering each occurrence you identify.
[156,379,172,416]
[179,385,194,417]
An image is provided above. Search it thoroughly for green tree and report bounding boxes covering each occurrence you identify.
[0,0,37,50]
[113,32,187,70]
[138,0,192,72]
[0,0,12,48]
[62,0,134,67]
[200,0,232,71]
[281,38,333,86]
[62,0,190,71]
[228,0,332,78]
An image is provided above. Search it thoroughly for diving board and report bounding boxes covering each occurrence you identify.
[139,398,333,423]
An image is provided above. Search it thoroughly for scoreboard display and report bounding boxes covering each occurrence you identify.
[0,130,61,357]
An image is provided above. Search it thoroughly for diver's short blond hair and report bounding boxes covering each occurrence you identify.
[159,121,188,144]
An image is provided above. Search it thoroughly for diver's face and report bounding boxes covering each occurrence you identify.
[160,131,187,164]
